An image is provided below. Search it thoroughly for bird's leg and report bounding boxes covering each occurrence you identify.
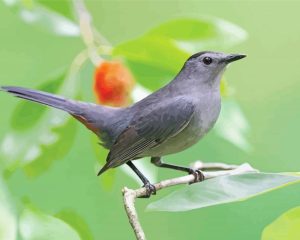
[126,161,156,198]
[151,157,205,183]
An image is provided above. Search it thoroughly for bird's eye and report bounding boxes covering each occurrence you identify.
[203,57,212,65]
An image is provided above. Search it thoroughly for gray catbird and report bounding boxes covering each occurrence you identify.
[1,51,245,197]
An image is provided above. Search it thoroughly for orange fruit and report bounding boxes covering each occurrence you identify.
[93,61,135,107]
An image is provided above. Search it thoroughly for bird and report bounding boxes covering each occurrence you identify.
[1,51,246,197]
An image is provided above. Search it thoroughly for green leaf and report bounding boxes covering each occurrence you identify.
[19,208,81,240]
[214,100,251,151]
[55,210,94,240]
[147,18,247,52]
[114,17,247,94]
[0,72,78,177]
[37,0,75,21]
[126,60,174,91]
[0,176,17,240]
[147,170,300,212]
[262,206,300,240]
[114,36,186,91]
[114,36,189,73]
[3,0,79,37]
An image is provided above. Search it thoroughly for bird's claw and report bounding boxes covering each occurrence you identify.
[189,169,205,184]
[139,182,156,198]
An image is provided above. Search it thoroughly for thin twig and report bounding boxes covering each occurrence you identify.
[122,162,257,240]
[73,0,103,66]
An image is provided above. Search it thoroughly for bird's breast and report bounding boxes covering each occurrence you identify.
[144,92,221,157]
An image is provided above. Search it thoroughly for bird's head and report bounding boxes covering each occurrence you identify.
[181,51,246,89]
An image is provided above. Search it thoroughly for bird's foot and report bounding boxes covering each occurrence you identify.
[188,169,205,184]
[139,182,156,198]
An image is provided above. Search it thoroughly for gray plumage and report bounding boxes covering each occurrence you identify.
[1,51,245,180]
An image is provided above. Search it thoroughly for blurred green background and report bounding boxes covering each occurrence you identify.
[1,0,300,239]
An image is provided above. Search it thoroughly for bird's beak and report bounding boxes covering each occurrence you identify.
[223,54,246,63]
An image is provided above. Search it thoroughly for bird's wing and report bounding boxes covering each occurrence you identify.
[97,98,195,175]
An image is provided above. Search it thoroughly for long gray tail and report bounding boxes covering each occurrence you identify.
[1,85,124,149]
[1,86,80,114]
[1,85,112,133]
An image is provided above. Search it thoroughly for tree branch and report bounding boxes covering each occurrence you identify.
[122,162,257,240]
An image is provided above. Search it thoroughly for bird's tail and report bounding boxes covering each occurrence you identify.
[1,86,80,114]
[1,86,120,139]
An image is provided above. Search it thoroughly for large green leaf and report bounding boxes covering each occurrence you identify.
[262,206,300,240]
[114,17,247,91]
[0,72,78,177]
[114,36,189,74]
[147,18,247,52]
[147,171,300,212]
[19,208,81,240]
[125,60,174,91]
[114,17,247,92]
[3,0,79,37]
